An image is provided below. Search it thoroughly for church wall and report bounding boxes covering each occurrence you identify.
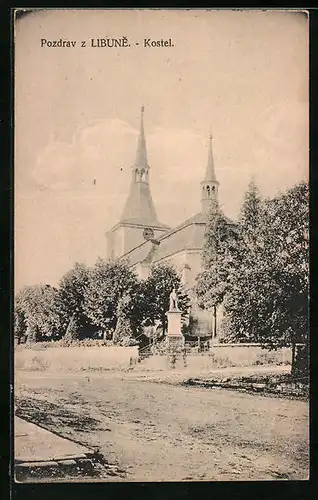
[106,231,114,260]
[153,247,202,290]
[182,251,203,290]
[108,226,125,259]
[122,226,146,255]
[123,225,167,255]
[156,250,187,281]
[107,224,167,260]
[188,302,224,338]
[193,224,206,249]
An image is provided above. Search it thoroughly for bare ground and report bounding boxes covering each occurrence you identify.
[15,370,309,482]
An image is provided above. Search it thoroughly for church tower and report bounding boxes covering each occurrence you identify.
[106,107,169,259]
[201,135,219,213]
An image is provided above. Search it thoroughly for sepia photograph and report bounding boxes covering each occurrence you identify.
[14,9,309,482]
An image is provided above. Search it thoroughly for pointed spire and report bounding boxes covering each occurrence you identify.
[135,105,148,167]
[120,107,165,226]
[204,134,217,182]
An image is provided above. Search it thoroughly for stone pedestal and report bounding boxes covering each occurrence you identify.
[166,310,182,335]
[166,309,184,351]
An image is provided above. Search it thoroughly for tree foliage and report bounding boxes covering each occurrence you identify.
[14,179,308,369]
[14,305,27,344]
[140,262,190,333]
[58,262,96,339]
[221,180,266,342]
[14,284,63,342]
[62,313,81,343]
[113,293,136,346]
[83,258,140,336]
[196,179,309,376]
[195,198,239,311]
[223,181,309,354]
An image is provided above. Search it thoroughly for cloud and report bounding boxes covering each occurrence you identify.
[256,100,308,148]
[31,118,138,192]
[26,108,308,229]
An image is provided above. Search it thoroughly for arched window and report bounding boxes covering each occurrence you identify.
[135,169,139,182]
[212,185,215,192]
[206,185,210,198]
[141,169,146,182]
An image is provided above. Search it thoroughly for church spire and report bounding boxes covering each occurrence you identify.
[204,134,217,182]
[201,134,219,213]
[135,106,148,168]
[120,107,160,225]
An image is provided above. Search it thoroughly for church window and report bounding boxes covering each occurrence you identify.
[212,185,215,192]
[135,168,139,182]
[206,185,210,197]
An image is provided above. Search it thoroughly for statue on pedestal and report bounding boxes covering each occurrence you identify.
[169,288,178,311]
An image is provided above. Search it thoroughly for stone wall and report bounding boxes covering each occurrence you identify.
[211,343,292,366]
[141,344,292,371]
[15,346,139,373]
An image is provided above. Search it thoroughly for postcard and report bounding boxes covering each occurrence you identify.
[14,9,309,482]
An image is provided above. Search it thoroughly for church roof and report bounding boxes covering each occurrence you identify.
[123,209,236,267]
[120,182,167,227]
[123,211,208,266]
[153,212,207,262]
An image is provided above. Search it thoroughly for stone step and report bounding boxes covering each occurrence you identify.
[15,416,99,481]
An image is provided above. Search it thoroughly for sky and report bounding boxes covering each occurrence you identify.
[14,9,309,290]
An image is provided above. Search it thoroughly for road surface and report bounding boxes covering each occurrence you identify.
[15,371,309,481]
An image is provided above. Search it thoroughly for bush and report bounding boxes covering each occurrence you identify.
[208,351,235,368]
[25,355,49,371]
[253,350,279,366]
[16,338,115,349]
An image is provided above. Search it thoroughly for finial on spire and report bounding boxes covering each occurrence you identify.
[203,133,217,182]
[135,106,148,168]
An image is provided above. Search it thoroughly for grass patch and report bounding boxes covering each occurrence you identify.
[183,373,309,401]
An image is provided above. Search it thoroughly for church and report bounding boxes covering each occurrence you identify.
[106,108,221,336]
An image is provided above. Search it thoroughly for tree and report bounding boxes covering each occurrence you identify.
[201,198,222,269]
[83,258,140,337]
[113,293,136,346]
[223,181,309,375]
[58,262,96,339]
[14,284,64,342]
[140,262,190,334]
[260,181,309,372]
[62,313,80,343]
[221,180,265,342]
[14,305,27,344]
[239,178,264,249]
[195,198,239,336]
[25,324,39,344]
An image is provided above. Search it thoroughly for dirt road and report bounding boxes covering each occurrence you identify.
[15,371,309,481]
